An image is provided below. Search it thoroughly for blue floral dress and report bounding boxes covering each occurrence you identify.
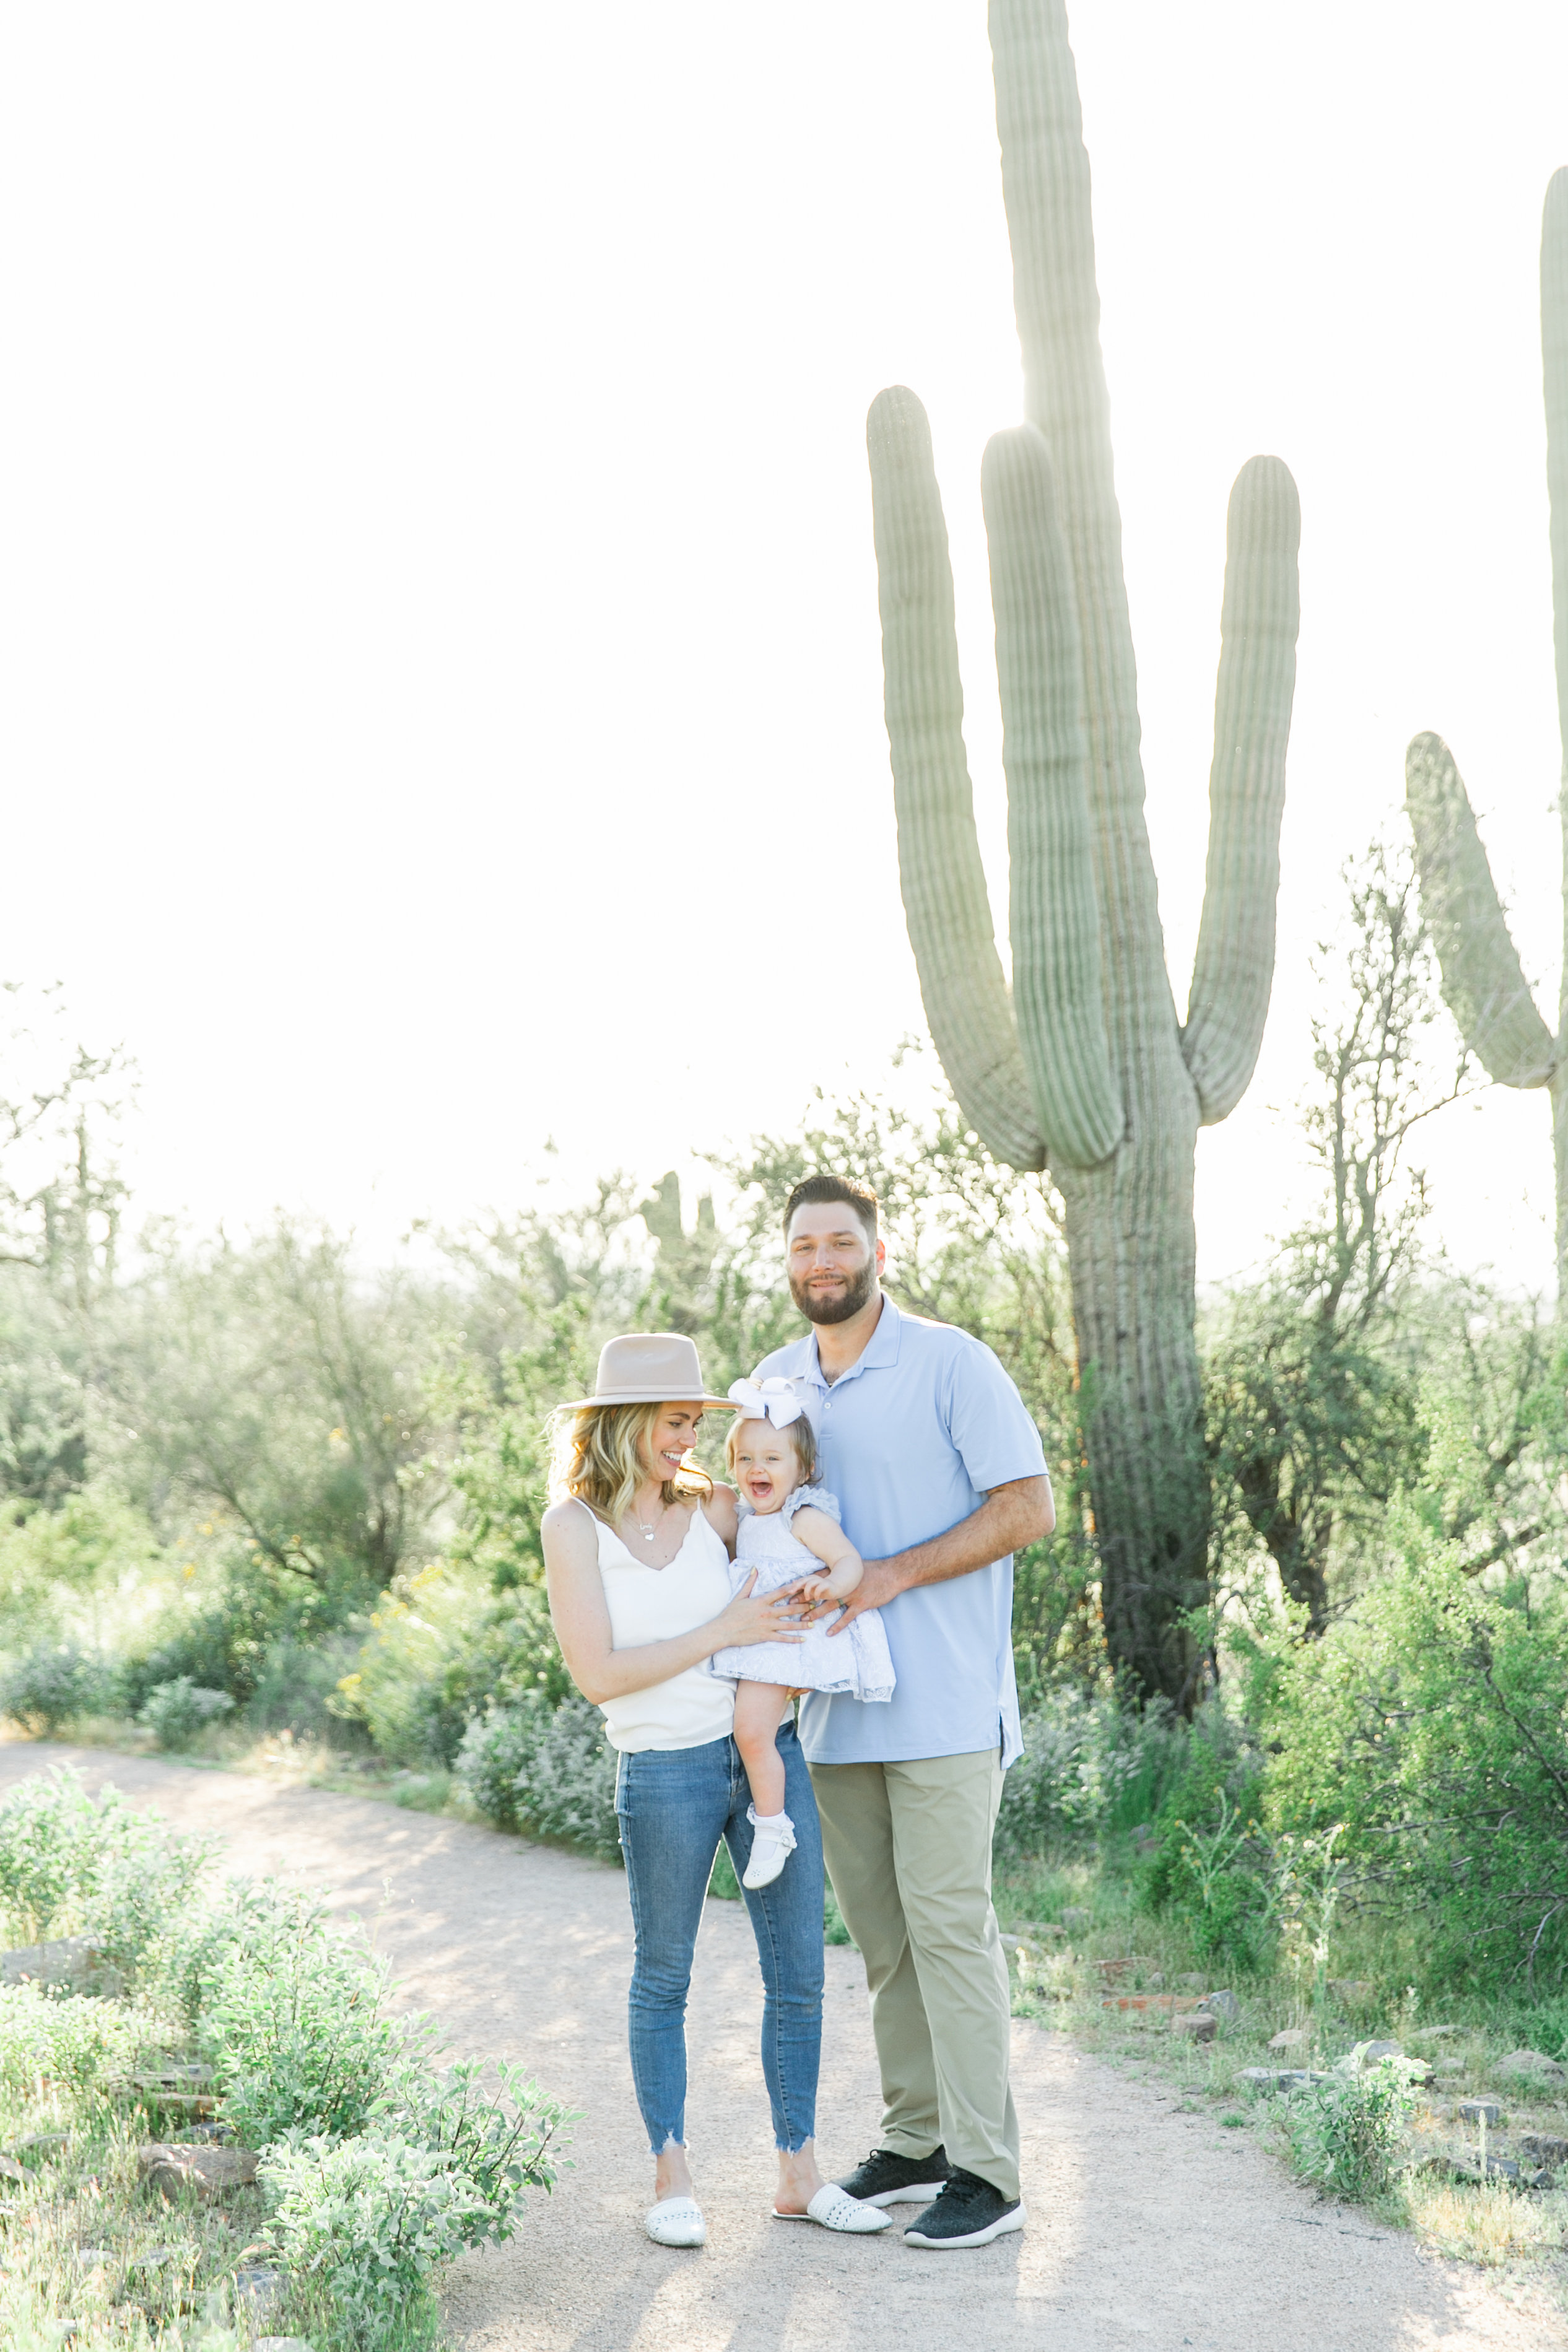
[709,1483,895,1701]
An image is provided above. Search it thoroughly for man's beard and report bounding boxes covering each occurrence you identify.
[789,1258,878,1326]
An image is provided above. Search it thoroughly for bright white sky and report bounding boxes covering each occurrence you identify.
[2,3,1566,1291]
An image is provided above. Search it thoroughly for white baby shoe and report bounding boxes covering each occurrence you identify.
[743,1808,796,1889]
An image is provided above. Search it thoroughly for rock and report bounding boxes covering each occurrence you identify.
[1499,2049,1567,2086]
[1411,2024,1461,2042]
[1277,2070,1330,2092]
[236,2265,285,2322]
[1203,1988,1241,2021]
[1360,2041,1403,2062]
[1175,2011,1216,2042]
[253,2341,313,2352]
[7,2133,68,2165]
[1520,2133,1568,2165]
[0,2155,24,2184]
[1095,1957,1136,1982]
[1239,2066,1325,2095]
[1177,1972,1206,1990]
[1148,1971,1165,1990]
[138,2142,259,2202]
[1458,2099,1503,2126]
[1100,1993,1203,2013]
[1268,2029,1309,2052]
[0,1936,113,1993]
[1060,1907,1092,1933]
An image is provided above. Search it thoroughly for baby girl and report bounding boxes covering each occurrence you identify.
[710,1377,894,1888]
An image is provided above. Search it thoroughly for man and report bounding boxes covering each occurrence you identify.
[751,1172,1054,2249]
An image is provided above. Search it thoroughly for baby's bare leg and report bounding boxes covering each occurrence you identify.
[731,1681,792,1818]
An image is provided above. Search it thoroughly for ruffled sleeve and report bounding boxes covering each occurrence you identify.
[783,1483,841,1527]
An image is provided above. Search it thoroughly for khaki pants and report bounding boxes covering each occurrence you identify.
[811,1748,1019,2202]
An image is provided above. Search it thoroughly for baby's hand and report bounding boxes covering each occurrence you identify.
[798,1574,843,1610]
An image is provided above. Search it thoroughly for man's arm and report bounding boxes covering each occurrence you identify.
[824,1474,1055,1634]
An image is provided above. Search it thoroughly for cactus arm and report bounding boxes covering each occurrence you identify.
[981,424,1121,1164]
[990,0,1181,1094]
[1180,456,1302,1123]
[867,386,1046,1170]
[1543,172,1568,1050]
[1405,732,1557,1087]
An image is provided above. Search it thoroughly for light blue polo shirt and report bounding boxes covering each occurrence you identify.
[752,1297,1045,1769]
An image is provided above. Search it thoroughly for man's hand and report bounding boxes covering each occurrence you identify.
[819,1556,905,1634]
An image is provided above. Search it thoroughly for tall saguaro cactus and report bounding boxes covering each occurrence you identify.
[868,0,1300,1704]
[1405,171,1568,1301]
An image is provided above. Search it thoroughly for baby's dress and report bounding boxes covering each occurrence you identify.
[709,1484,895,1702]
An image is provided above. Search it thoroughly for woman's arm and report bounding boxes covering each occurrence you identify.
[542,1499,806,1705]
[790,1504,864,1604]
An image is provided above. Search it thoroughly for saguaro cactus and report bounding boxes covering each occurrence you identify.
[868,0,1300,1703]
[1405,170,1568,1300]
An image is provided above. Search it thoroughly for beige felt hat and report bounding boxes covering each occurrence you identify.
[561,1332,734,1412]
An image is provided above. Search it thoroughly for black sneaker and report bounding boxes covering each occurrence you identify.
[903,2167,1025,2248]
[834,2145,952,2206]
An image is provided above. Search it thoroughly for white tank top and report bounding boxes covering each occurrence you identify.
[585,1500,738,1753]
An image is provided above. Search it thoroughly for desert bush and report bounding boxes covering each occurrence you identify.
[996,1689,1184,1857]
[0,1640,112,1733]
[139,1676,236,1749]
[0,1767,216,1987]
[1139,1705,1272,1972]
[1257,1530,1568,1991]
[380,2052,570,2241]
[260,2131,492,2346]
[453,1694,618,1861]
[0,1977,159,2094]
[1288,2047,1427,2200]
[198,1881,427,2146]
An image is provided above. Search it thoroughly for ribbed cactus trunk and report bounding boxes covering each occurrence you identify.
[1406,170,1568,1303]
[868,0,1300,1705]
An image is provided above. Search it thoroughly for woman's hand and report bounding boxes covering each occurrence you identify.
[714,1569,809,1649]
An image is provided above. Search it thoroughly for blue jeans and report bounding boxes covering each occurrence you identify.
[615,1720,824,2153]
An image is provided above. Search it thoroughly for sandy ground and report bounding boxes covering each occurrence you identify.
[1,1743,1562,2352]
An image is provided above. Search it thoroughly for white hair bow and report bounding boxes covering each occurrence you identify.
[728,1376,805,1429]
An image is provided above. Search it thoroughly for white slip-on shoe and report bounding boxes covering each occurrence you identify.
[743,1808,796,1889]
[645,2194,707,2247]
[773,2184,893,2232]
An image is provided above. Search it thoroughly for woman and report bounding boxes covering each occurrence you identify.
[542,1330,888,2248]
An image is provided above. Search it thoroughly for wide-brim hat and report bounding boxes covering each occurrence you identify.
[560,1332,735,1412]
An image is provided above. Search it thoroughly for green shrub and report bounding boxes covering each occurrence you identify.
[1288,2048,1427,2200]
[0,1640,112,1733]
[138,1676,236,1749]
[0,1767,216,1988]
[380,2053,570,2242]
[0,1977,154,2094]
[259,2131,490,2346]
[1140,1709,1271,1972]
[1257,1535,1568,1991]
[198,1882,427,2146]
[996,1689,1183,1857]
[453,1694,619,1861]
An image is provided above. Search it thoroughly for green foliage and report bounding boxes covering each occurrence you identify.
[259,2132,492,2346]
[198,1882,423,2146]
[0,1767,216,1989]
[0,1640,112,1733]
[0,1977,153,2094]
[1288,2047,1427,2200]
[1257,1535,1568,1990]
[379,2052,569,2241]
[1140,1710,1272,1973]
[139,1676,235,1750]
[453,1695,619,1862]
[996,1689,1183,1859]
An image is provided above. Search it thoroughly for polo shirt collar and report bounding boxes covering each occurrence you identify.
[800,1293,903,1392]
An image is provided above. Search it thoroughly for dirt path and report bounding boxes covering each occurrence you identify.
[2,1743,1561,2352]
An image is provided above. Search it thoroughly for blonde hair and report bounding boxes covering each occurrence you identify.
[549,1399,713,1528]
[725,1411,817,1487]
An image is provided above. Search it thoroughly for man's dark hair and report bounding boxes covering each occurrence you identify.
[782,1173,879,1247]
